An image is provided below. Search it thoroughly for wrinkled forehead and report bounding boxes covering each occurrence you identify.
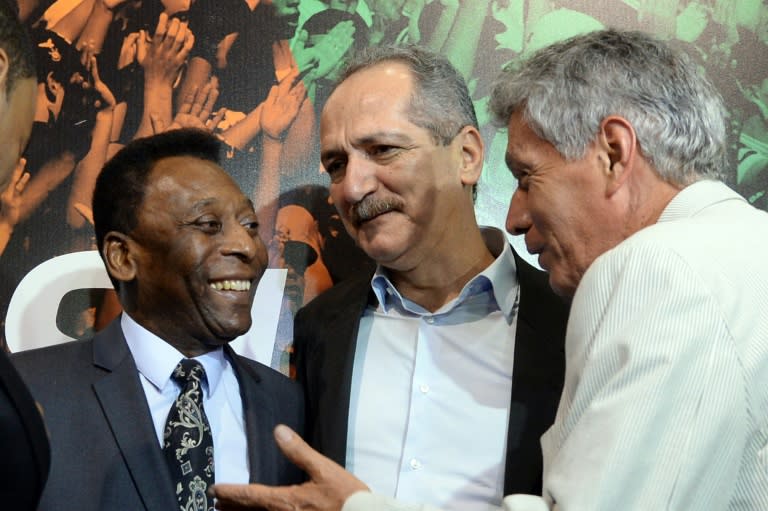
[144,156,245,206]
[321,62,416,127]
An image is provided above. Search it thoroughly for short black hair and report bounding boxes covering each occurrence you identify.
[92,129,223,261]
[0,0,35,94]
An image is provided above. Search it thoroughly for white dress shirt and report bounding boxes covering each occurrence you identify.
[347,227,519,511]
[541,180,768,510]
[121,313,250,484]
[341,491,546,511]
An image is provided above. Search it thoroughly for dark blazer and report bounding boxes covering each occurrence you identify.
[0,349,50,510]
[12,318,304,511]
[293,249,569,496]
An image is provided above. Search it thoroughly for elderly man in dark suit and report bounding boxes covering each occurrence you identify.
[0,1,49,509]
[12,128,304,511]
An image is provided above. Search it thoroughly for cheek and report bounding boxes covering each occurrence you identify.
[255,241,269,268]
[329,185,348,214]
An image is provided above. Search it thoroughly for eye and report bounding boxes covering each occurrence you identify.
[516,174,531,191]
[324,159,347,183]
[241,217,260,234]
[193,217,222,233]
[370,145,398,158]
[508,166,531,191]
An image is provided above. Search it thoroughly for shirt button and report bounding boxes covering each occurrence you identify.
[425,316,435,324]
[409,458,422,470]
[419,384,430,394]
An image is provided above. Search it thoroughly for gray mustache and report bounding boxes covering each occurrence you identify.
[350,197,404,226]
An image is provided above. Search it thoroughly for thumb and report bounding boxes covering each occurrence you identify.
[273,424,327,478]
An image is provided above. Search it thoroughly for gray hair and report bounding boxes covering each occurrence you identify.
[335,44,478,145]
[489,29,727,186]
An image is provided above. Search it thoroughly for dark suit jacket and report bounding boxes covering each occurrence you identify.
[0,349,50,510]
[293,249,569,496]
[12,318,304,511]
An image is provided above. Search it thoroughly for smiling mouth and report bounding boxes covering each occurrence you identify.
[209,280,252,291]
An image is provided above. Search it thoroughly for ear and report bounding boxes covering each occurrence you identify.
[103,231,138,283]
[455,125,484,186]
[598,116,637,196]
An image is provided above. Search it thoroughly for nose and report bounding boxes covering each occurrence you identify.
[221,222,262,261]
[505,187,532,236]
[337,154,377,205]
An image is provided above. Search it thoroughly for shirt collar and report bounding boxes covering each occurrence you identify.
[121,313,226,397]
[658,180,745,224]
[370,226,519,319]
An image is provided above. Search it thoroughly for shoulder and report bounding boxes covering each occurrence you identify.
[296,270,374,323]
[11,339,93,374]
[231,354,301,392]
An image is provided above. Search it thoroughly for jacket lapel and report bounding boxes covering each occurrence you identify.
[504,249,569,495]
[312,274,373,467]
[226,346,274,484]
[91,320,178,511]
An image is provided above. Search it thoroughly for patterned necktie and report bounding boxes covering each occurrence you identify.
[163,359,215,511]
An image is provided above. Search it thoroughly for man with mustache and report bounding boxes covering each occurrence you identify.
[12,128,305,511]
[276,45,568,511]
[213,29,768,511]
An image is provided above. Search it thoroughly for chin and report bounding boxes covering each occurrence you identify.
[547,272,576,298]
[208,320,252,344]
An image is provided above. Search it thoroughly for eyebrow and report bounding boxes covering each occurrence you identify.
[357,131,413,145]
[190,196,254,213]
[505,152,523,173]
[321,131,415,163]
[191,198,217,211]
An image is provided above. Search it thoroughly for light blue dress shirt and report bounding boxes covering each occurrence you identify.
[347,227,520,511]
[121,313,250,485]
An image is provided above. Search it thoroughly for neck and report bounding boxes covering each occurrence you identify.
[388,226,495,313]
[626,166,684,235]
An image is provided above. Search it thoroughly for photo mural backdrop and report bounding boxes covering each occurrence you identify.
[1,0,766,375]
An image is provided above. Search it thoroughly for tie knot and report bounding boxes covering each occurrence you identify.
[172,359,207,387]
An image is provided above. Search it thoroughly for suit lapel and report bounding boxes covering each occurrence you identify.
[504,250,569,495]
[91,320,177,511]
[315,275,373,467]
[226,347,275,484]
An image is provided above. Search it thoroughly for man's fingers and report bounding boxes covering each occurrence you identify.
[265,84,280,106]
[207,108,226,130]
[154,12,169,39]
[189,82,207,116]
[10,158,24,182]
[273,424,329,478]
[164,16,180,43]
[90,56,102,82]
[178,88,197,114]
[212,483,294,510]
[150,113,166,135]
[181,30,195,55]
[15,172,31,193]
[201,85,219,120]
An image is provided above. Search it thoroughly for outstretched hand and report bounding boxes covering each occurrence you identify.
[261,67,306,140]
[138,13,195,85]
[154,76,225,133]
[211,425,369,511]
